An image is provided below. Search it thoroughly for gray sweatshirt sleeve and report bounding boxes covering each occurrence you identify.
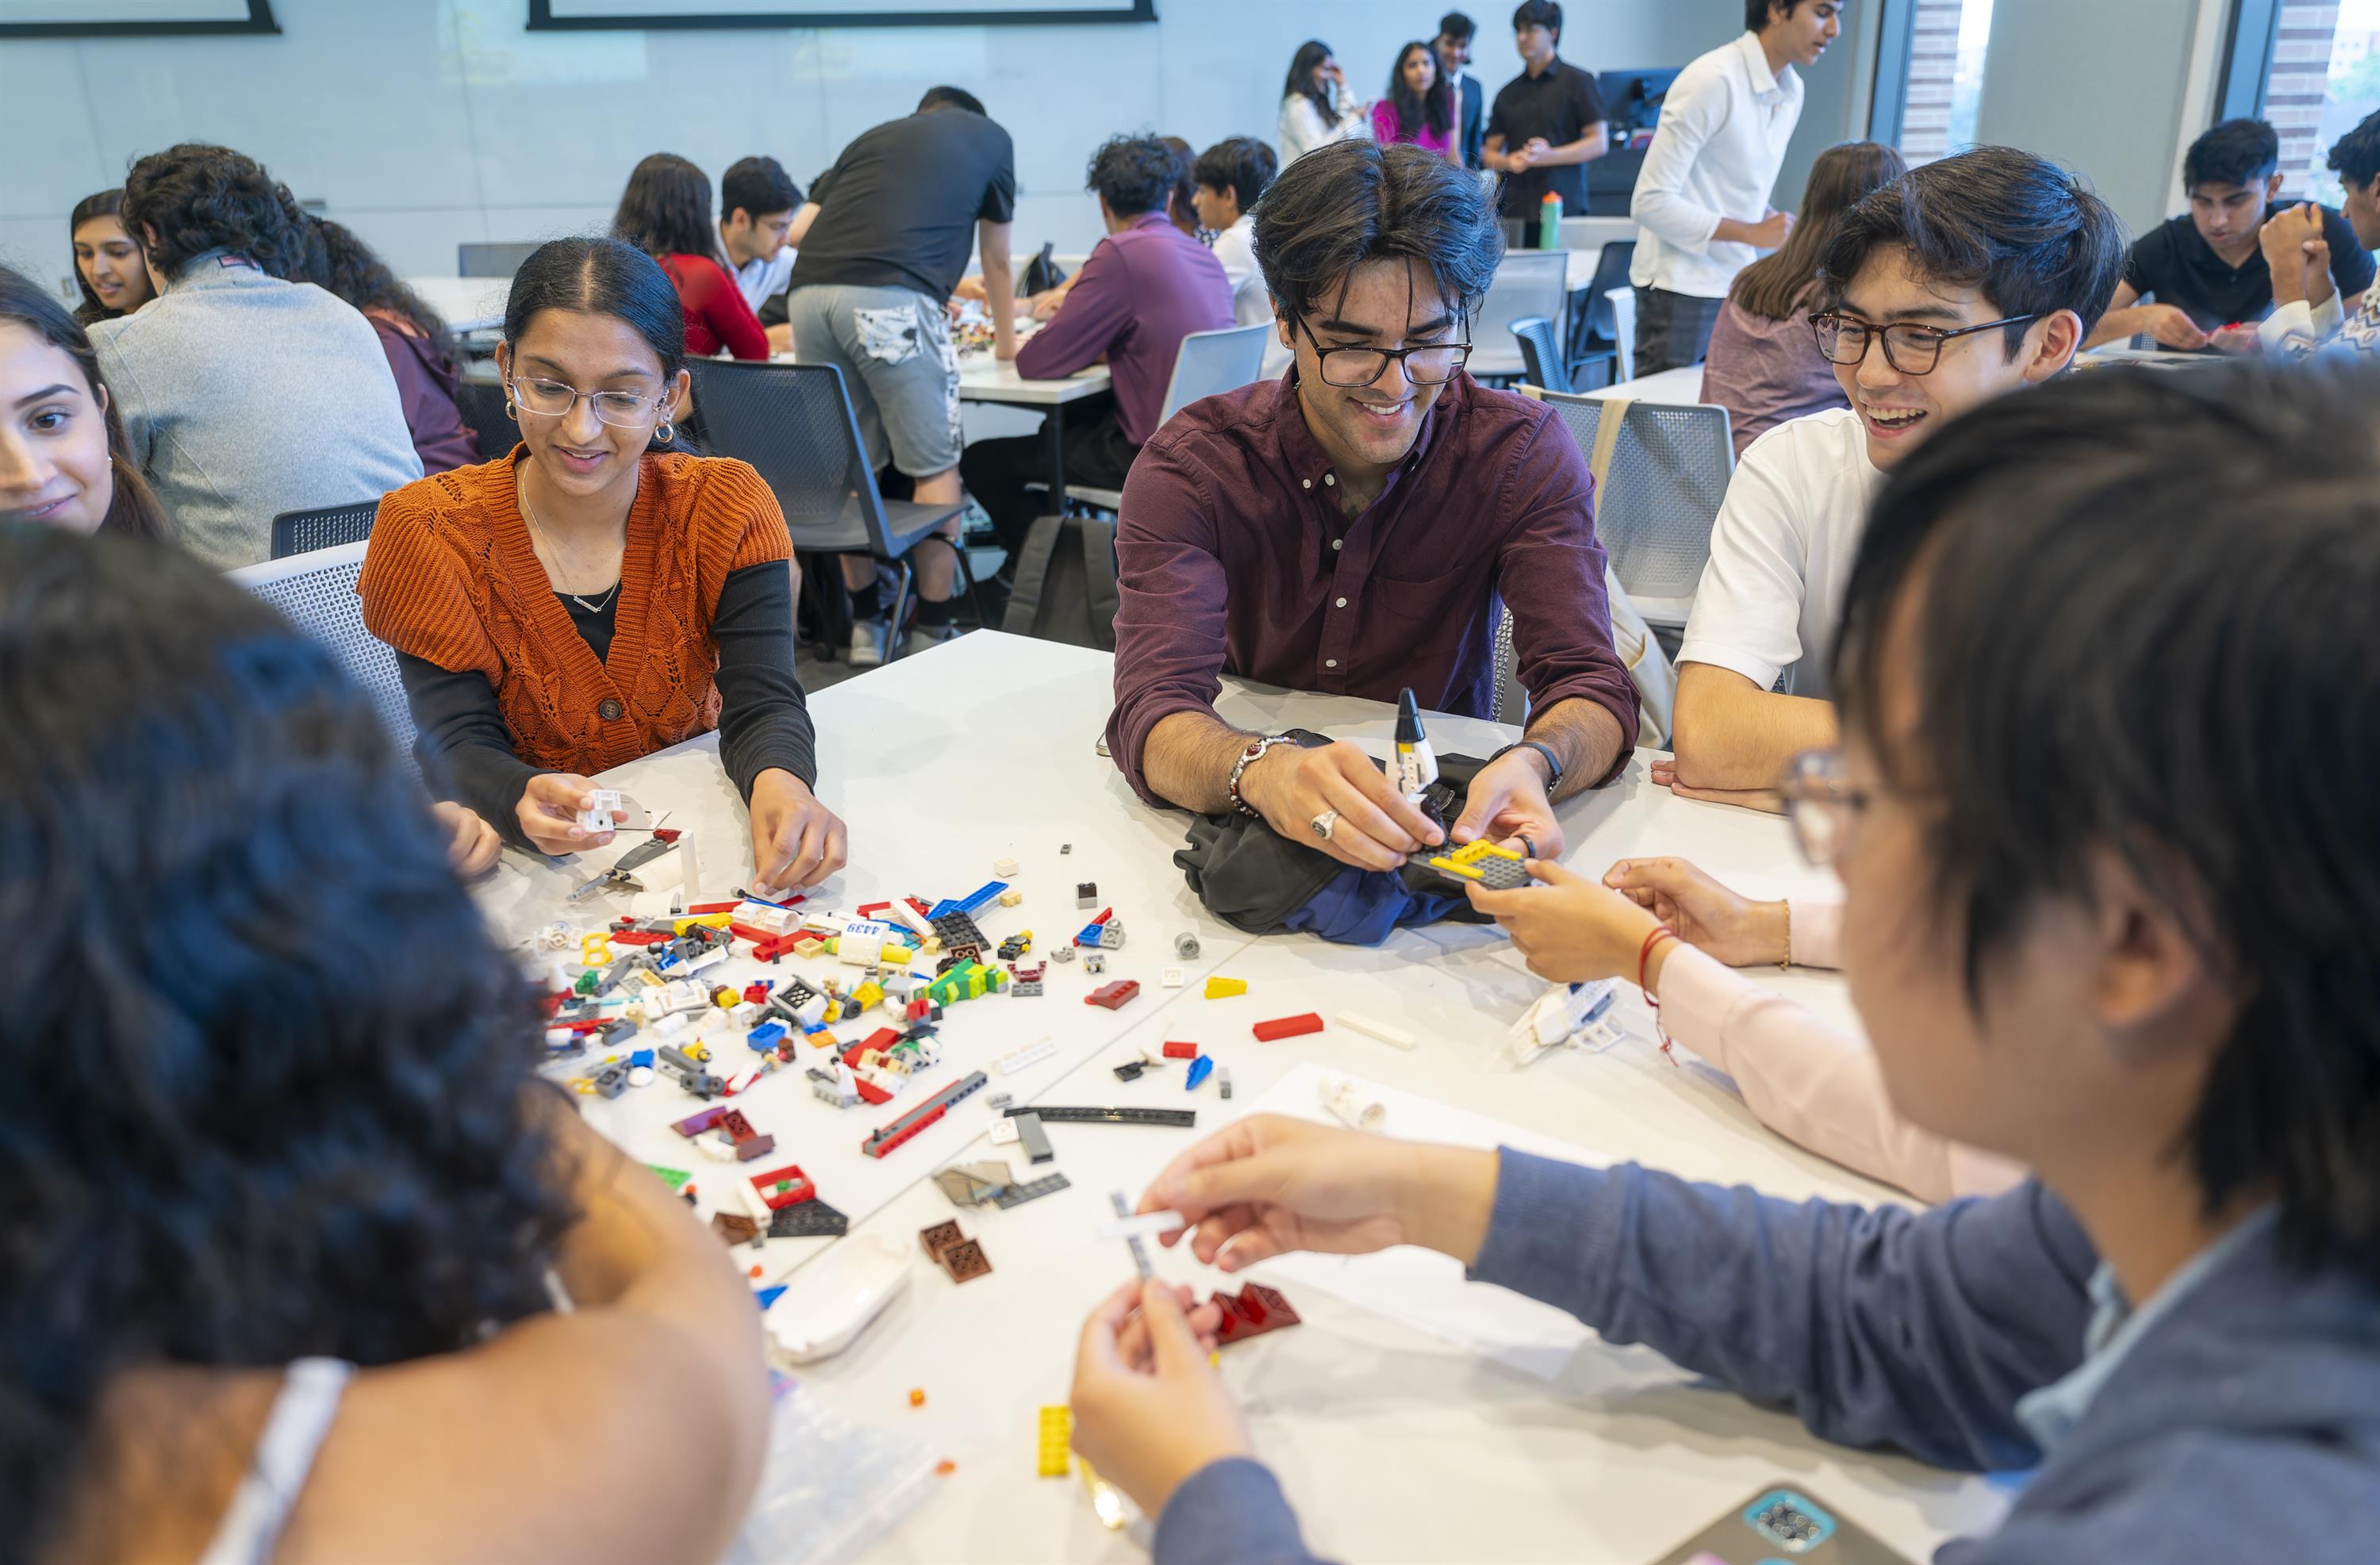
[1469,1152,2097,1471]
[1154,1156,2098,1564]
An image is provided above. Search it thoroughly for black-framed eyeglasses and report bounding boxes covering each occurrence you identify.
[1808,309,2040,376]
[1293,316,1473,387]
[1778,748,1875,868]
[507,374,670,428]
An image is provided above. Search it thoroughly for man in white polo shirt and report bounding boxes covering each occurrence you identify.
[1663,148,2125,804]
[1629,1,1840,374]
[718,156,803,352]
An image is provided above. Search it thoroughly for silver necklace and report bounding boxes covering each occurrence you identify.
[519,479,623,614]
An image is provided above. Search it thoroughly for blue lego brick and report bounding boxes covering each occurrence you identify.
[954,880,1007,915]
[924,899,960,921]
[1185,1055,1215,1091]
[747,1021,788,1053]
[754,1284,788,1310]
[1073,921,1106,947]
[628,1049,654,1068]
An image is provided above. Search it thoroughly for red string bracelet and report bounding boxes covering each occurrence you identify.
[1637,923,1679,1064]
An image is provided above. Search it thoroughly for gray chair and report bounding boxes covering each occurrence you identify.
[1572,240,1635,389]
[1059,321,1273,512]
[1468,252,1569,380]
[687,359,980,658]
[228,540,418,778]
[1511,316,1573,395]
[455,368,516,461]
[1532,389,1733,628]
[270,498,382,559]
[458,242,542,278]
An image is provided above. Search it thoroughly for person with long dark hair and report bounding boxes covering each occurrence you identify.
[359,236,844,894]
[87,143,420,567]
[1277,40,1368,164]
[0,524,770,1565]
[1700,140,1906,458]
[67,189,155,325]
[1372,40,1458,162]
[1070,355,2380,1565]
[611,152,770,362]
[309,217,478,474]
[0,265,170,540]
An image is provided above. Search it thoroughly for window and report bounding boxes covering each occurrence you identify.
[1895,0,1996,164]
[2263,0,2380,201]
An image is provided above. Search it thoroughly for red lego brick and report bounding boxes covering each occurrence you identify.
[748,1164,816,1210]
[1092,907,1114,924]
[1253,1012,1325,1042]
[719,1109,758,1143]
[855,1076,894,1106]
[1211,1283,1303,1344]
[1161,1041,1199,1060]
[687,901,743,915]
[653,827,682,843]
[1085,980,1141,1010]
[857,900,891,917]
[609,930,670,946]
[863,1027,902,1053]
[743,981,774,1004]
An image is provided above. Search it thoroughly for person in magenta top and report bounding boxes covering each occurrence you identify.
[1372,40,1460,161]
[611,154,769,361]
[960,135,1233,570]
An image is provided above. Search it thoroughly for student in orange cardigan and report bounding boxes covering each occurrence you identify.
[359,236,845,896]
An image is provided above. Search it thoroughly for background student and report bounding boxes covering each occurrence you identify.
[717,154,804,351]
[1191,136,1287,378]
[784,86,1016,666]
[1484,1,1608,239]
[1070,362,2380,1565]
[309,218,478,476]
[961,135,1232,576]
[2,525,770,1565]
[1699,140,1906,458]
[2093,117,2372,351]
[2262,108,2380,357]
[612,152,770,362]
[89,142,420,569]
[1630,0,1840,372]
[360,237,843,894]
[1434,11,1487,172]
[68,189,155,325]
[1,265,171,540]
[1277,40,1370,164]
[1372,42,1461,163]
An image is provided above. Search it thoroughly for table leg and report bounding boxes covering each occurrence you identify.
[1046,401,1068,510]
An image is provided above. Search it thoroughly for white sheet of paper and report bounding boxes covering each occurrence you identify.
[1236,1063,1609,1383]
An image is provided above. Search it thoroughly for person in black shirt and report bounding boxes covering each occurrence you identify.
[784,86,1017,665]
[2089,117,2374,351]
[1434,11,1488,172]
[1484,0,1608,236]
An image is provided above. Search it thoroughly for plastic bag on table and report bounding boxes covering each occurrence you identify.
[728,1371,942,1565]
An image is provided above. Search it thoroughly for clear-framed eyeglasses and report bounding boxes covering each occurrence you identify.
[1293,315,1473,387]
[1778,747,1876,868]
[507,374,670,428]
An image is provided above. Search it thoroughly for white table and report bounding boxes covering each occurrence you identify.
[405,274,509,335]
[484,632,2002,1563]
[954,356,1113,497]
[1590,362,1707,404]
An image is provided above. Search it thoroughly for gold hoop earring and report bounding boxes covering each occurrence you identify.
[655,420,676,444]
[503,398,519,423]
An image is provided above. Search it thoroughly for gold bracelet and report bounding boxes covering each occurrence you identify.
[1778,899,1793,971]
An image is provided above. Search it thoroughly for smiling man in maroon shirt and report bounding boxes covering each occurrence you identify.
[1105,140,1637,872]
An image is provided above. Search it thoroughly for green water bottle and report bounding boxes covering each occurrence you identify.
[1538,190,1564,250]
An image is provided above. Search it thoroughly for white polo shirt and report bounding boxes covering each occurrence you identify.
[1630,31,1804,299]
[733,247,797,315]
[1676,408,1882,700]
[1211,213,1291,378]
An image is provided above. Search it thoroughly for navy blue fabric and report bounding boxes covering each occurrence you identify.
[1276,865,1469,945]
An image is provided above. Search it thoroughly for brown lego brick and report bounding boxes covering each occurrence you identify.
[938,1237,993,1283]
[919,1218,965,1260]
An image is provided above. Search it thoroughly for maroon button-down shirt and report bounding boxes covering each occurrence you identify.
[1015,210,1234,446]
[1105,370,1639,804]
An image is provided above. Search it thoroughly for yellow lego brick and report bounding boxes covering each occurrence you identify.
[1203,976,1247,999]
[878,946,913,972]
[793,937,826,959]
[821,999,843,1024]
[1037,1406,1072,1478]
[672,913,733,934]
[853,980,884,1010]
[998,888,1023,907]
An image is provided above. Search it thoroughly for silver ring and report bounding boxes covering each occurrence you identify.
[1310,810,1339,842]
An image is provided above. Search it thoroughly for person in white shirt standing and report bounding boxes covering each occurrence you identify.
[1191,136,1291,379]
[1630,1,1841,374]
[717,156,803,355]
[1277,40,1372,166]
[1663,148,2123,806]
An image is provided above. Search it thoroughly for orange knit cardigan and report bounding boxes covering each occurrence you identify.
[358,448,792,777]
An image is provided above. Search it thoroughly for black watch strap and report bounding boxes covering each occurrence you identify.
[1489,738,1564,793]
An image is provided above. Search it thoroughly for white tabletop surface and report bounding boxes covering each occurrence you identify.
[405,274,509,334]
[479,631,2002,1564]
[1588,362,1709,404]
[956,353,1112,406]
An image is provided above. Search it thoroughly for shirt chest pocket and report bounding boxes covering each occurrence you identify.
[1358,567,1496,662]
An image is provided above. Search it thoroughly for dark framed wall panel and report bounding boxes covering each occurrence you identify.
[528,0,1153,28]
[0,0,275,37]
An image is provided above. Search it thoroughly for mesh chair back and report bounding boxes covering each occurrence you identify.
[228,541,418,779]
[457,241,542,279]
[1157,323,1273,424]
[686,359,888,554]
[1468,252,1568,378]
[271,499,382,559]
[1536,390,1733,620]
[453,372,517,461]
[1511,316,1572,395]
